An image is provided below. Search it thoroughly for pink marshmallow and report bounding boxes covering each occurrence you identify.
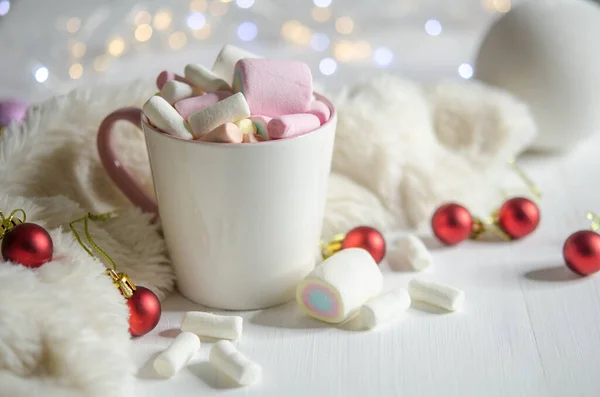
[174,91,233,120]
[232,59,312,117]
[249,115,271,140]
[156,70,187,90]
[307,100,331,125]
[267,114,320,140]
[242,131,259,143]
[196,122,243,144]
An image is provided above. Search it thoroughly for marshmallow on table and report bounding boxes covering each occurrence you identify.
[156,70,187,90]
[196,123,243,144]
[153,332,200,378]
[181,311,243,339]
[143,96,193,139]
[174,91,232,120]
[360,288,411,330]
[233,59,313,117]
[160,80,198,104]
[249,115,271,140]
[296,248,383,323]
[210,341,262,386]
[185,64,231,93]
[408,279,465,312]
[307,100,331,125]
[268,113,320,140]
[188,92,250,138]
[387,235,433,272]
[212,44,260,85]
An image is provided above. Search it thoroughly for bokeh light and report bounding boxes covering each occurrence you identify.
[236,0,254,9]
[319,58,337,76]
[187,12,206,29]
[336,17,354,35]
[108,38,125,56]
[310,33,330,52]
[192,24,212,40]
[66,17,81,33]
[0,0,10,16]
[425,19,442,36]
[134,10,151,25]
[135,24,153,42]
[34,66,49,83]
[312,7,331,23]
[373,47,393,67]
[458,63,474,79]
[153,10,172,30]
[169,31,188,49]
[190,0,207,12]
[237,22,258,42]
[69,63,83,79]
[71,41,86,58]
[209,0,228,16]
[313,0,332,7]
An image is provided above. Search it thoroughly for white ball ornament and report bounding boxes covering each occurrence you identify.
[475,0,600,151]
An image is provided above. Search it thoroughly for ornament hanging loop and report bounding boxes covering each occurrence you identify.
[106,269,137,299]
[586,212,600,232]
[0,208,26,240]
[321,233,345,260]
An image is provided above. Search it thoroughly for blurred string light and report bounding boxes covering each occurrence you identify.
[93,55,111,72]
[134,10,152,25]
[424,19,442,36]
[373,47,393,67]
[107,38,125,56]
[220,0,232,3]
[190,0,207,12]
[335,17,354,35]
[34,66,49,83]
[236,0,254,9]
[153,10,172,30]
[458,63,474,79]
[187,12,206,29]
[483,0,511,13]
[135,24,153,42]
[237,21,257,42]
[313,0,332,7]
[169,31,187,49]
[192,24,212,39]
[0,0,10,16]
[310,33,330,52]
[69,63,83,79]
[319,57,337,76]
[333,40,370,62]
[281,20,311,45]
[71,41,86,58]
[66,17,81,33]
[311,7,331,23]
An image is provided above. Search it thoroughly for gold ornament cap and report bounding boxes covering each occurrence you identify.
[106,269,137,299]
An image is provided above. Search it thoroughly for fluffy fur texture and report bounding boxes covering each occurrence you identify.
[0,74,536,395]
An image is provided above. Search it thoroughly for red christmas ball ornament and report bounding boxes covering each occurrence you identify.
[341,226,386,264]
[1,223,53,268]
[497,197,540,240]
[127,286,162,337]
[431,203,473,245]
[563,230,600,276]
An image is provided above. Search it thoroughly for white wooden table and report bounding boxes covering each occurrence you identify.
[131,138,600,397]
[3,1,599,395]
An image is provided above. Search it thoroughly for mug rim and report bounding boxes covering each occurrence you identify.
[141,92,336,147]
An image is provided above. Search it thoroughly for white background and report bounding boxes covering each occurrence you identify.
[2,1,600,396]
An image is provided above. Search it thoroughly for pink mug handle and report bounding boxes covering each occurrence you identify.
[97,107,158,214]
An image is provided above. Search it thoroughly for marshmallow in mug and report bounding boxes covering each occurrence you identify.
[212,44,261,85]
[188,92,251,138]
[232,59,313,118]
[174,91,232,120]
[296,248,383,323]
[142,95,193,139]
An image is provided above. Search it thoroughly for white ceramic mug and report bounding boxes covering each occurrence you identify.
[97,94,337,310]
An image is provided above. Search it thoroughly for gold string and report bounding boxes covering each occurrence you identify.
[507,157,542,200]
[587,212,600,232]
[0,208,27,239]
[69,212,118,271]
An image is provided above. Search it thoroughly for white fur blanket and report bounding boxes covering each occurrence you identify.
[0,74,536,396]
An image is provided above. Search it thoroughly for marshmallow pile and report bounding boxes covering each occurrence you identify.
[153,311,261,387]
[142,44,331,144]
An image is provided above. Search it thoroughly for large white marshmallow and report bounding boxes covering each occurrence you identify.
[153,332,200,378]
[211,44,260,85]
[181,311,243,340]
[185,64,231,93]
[188,92,250,138]
[160,80,197,104]
[360,288,411,330]
[408,278,465,312]
[296,248,383,323]
[387,234,432,272]
[210,341,262,386]
[142,95,192,139]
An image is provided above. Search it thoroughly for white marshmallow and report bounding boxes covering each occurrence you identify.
[360,288,411,330]
[296,248,383,323]
[210,341,262,386]
[185,64,231,93]
[188,92,251,138]
[212,44,260,84]
[387,235,432,272]
[408,279,465,312]
[142,96,193,139]
[153,332,200,378]
[160,80,197,104]
[181,311,243,340]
